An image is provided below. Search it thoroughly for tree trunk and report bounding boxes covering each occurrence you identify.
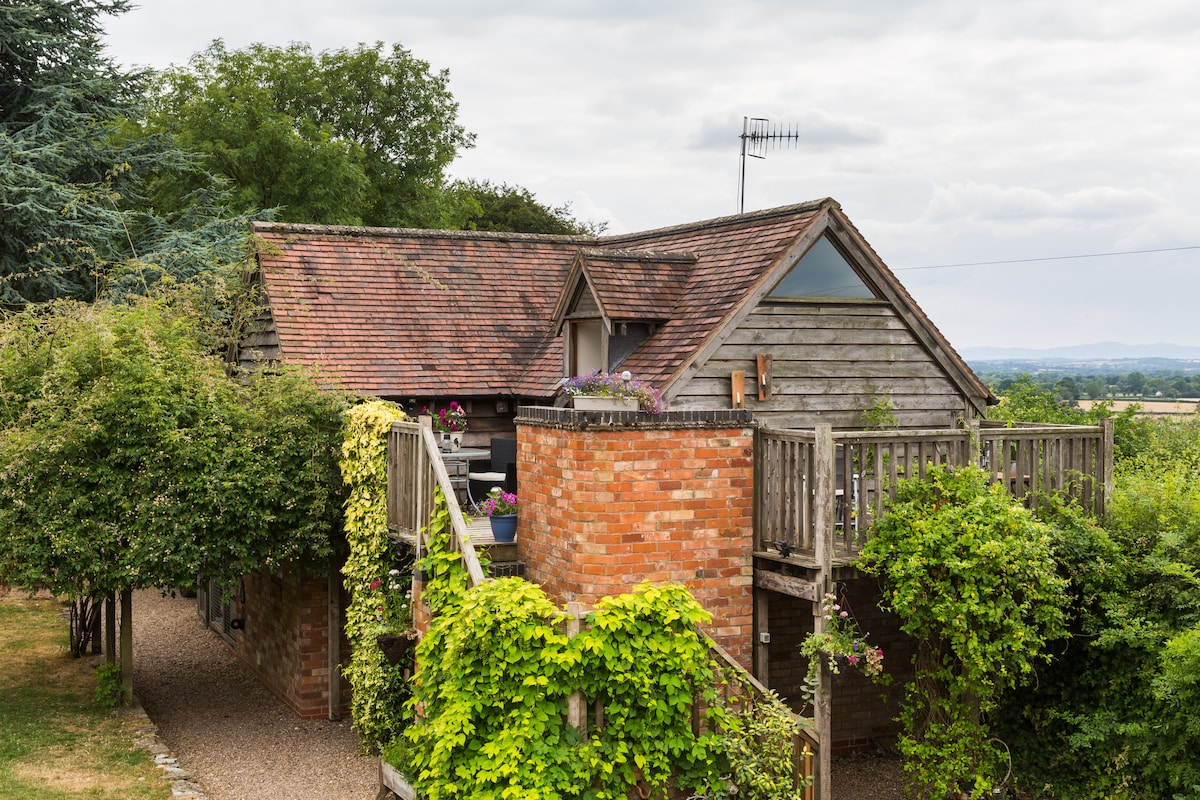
[120,588,133,707]
[105,593,116,667]
[89,600,102,655]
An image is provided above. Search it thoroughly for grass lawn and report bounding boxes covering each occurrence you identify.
[0,594,170,800]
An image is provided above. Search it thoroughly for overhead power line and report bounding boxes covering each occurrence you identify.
[895,244,1200,272]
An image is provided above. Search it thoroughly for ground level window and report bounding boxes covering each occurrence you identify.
[197,578,241,643]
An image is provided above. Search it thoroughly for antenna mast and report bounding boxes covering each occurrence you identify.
[738,116,801,214]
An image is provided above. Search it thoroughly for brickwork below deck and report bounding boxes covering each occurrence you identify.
[516,407,756,668]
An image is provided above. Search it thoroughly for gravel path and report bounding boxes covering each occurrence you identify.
[131,587,900,799]
[131,589,378,800]
[832,751,903,799]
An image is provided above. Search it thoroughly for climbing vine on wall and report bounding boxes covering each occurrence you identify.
[858,465,1068,799]
[340,399,411,750]
[397,554,806,800]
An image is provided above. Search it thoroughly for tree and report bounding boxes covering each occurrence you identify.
[146,40,474,228]
[991,415,1200,797]
[859,466,1068,798]
[0,287,347,702]
[0,0,247,305]
[451,179,607,236]
[989,375,1148,460]
[1121,370,1147,396]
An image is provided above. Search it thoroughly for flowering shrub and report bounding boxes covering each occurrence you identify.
[798,590,886,706]
[340,400,413,748]
[368,568,413,636]
[473,487,517,516]
[563,369,665,413]
[421,401,467,432]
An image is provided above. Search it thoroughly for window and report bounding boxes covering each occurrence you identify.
[200,578,240,643]
[570,318,603,376]
[769,235,876,300]
[609,321,652,369]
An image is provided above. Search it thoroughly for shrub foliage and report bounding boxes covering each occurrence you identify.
[859,465,1067,798]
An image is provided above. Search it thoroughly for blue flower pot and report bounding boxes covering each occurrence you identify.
[489,514,517,543]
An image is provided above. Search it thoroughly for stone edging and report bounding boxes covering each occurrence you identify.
[124,699,209,800]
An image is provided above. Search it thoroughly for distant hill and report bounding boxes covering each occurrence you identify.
[960,342,1200,360]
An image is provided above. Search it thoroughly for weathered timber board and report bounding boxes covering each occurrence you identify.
[754,569,819,601]
[678,375,960,397]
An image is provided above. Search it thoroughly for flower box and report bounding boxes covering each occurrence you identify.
[571,395,638,412]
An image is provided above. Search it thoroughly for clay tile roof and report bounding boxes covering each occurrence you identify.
[594,200,830,389]
[578,249,694,320]
[248,198,859,400]
[251,223,584,398]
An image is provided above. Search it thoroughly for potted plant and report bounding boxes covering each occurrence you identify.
[563,370,666,413]
[473,487,518,543]
[422,401,467,450]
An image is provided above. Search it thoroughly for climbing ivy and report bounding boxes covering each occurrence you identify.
[415,490,481,615]
[574,584,728,796]
[858,465,1068,799]
[397,570,802,800]
[340,400,411,750]
[404,577,580,799]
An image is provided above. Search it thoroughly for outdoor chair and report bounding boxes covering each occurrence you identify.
[467,437,517,505]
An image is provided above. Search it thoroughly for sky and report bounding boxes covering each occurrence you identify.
[101,0,1200,353]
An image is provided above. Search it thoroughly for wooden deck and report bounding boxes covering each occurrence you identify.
[390,515,519,562]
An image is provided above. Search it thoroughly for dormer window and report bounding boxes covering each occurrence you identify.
[551,248,689,377]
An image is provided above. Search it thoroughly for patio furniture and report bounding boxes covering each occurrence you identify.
[440,447,489,505]
[467,438,517,505]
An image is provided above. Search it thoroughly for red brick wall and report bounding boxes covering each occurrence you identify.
[232,563,352,720]
[517,409,756,668]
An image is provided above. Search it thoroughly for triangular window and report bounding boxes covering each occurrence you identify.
[769,236,876,299]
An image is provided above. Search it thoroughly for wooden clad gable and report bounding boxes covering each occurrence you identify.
[672,303,976,429]
[650,203,991,424]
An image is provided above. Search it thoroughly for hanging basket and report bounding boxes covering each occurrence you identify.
[376,630,418,666]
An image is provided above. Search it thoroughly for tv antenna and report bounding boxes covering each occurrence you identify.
[738,116,802,214]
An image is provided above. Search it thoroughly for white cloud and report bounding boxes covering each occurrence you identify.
[100,0,1200,349]
[922,182,1167,226]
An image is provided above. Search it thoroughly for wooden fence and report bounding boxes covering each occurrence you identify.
[755,418,1115,562]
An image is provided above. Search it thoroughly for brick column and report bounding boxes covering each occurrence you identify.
[516,407,756,668]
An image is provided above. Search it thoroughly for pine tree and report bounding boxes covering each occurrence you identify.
[0,0,245,305]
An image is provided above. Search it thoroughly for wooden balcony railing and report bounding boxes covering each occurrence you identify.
[386,418,486,586]
[755,418,1114,563]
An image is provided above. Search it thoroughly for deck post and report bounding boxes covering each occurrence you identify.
[812,424,834,800]
[1099,417,1114,520]
[565,602,587,736]
[963,417,981,467]
[753,588,769,685]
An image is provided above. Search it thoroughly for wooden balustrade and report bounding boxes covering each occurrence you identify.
[755,418,1114,562]
[386,418,486,587]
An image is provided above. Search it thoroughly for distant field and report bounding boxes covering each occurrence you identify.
[1079,399,1200,416]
